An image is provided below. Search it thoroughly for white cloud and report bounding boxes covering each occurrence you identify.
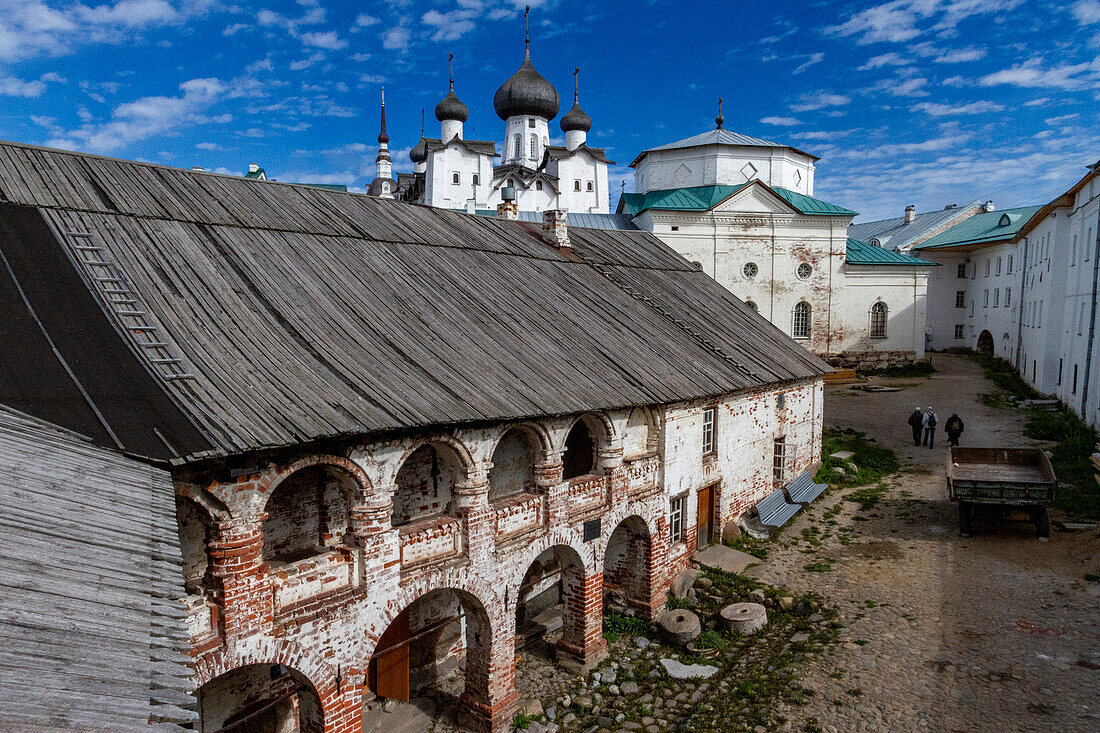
[979,57,1100,91]
[1044,113,1081,125]
[359,73,385,84]
[934,46,987,63]
[1071,0,1100,25]
[825,1,1023,46]
[793,52,825,75]
[858,52,911,70]
[422,9,477,41]
[382,24,410,50]
[865,75,930,97]
[354,13,380,28]
[912,100,1005,115]
[0,75,45,97]
[289,51,325,70]
[223,23,249,36]
[300,30,346,49]
[760,116,802,126]
[790,91,851,112]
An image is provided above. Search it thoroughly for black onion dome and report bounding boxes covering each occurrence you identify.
[409,136,428,164]
[434,89,469,122]
[493,50,559,121]
[560,101,591,132]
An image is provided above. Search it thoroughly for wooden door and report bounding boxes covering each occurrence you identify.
[370,610,410,702]
[697,484,714,547]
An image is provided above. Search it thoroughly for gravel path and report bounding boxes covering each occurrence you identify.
[748,354,1100,732]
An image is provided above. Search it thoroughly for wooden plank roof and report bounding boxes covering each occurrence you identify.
[0,405,196,730]
[0,140,828,461]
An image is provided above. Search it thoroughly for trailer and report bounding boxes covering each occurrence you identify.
[946,447,1056,538]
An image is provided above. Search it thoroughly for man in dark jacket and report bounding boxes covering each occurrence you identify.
[945,413,964,447]
[907,407,924,446]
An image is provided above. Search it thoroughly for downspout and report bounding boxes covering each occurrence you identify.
[1079,200,1100,416]
[1015,238,1027,371]
[712,211,718,279]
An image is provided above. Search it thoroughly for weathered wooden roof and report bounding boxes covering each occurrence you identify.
[0,140,827,461]
[0,405,195,730]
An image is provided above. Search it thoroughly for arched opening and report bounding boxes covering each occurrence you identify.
[366,588,497,727]
[393,443,465,527]
[198,663,323,733]
[869,301,888,339]
[562,417,599,481]
[603,516,657,619]
[977,330,994,355]
[792,301,811,339]
[515,545,584,650]
[262,464,359,565]
[488,428,539,502]
[622,407,653,459]
[175,496,215,596]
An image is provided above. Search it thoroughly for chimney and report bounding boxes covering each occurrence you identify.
[982,200,995,212]
[191,166,205,171]
[496,186,518,220]
[248,163,260,174]
[542,209,571,249]
[904,204,916,224]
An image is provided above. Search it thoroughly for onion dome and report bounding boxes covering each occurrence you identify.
[409,136,427,164]
[434,87,468,123]
[560,101,591,132]
[493,49,559,121]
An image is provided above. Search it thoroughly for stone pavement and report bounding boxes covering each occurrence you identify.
[747,354,1100,732]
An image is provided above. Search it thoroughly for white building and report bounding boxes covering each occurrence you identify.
[402,43,612,214]
[915,160,1100,427]
[618,114,937,370]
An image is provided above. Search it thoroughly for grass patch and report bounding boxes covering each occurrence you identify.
[696,629,724,649]
[603,611,650,643]
[804,560,833,573]
[862,361,936,378]
[1025,407,1100,519]
[511,712,537,730]
[973,354,1042,401]
[845,484,888,511]
[725,532,772,560]
[815,428,899,487]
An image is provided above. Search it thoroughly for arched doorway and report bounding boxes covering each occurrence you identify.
[977,330,994,355]
[488,428,540,502]
[197,663,323,733]
[392,443,466,527]
[563,415,606,481]
[515,545,586,650]
[603,516,659,619]
[367,589,493,707]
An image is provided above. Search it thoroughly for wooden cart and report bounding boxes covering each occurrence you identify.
[946,447,1057,537]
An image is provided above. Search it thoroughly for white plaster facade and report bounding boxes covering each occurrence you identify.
[634,143,815,196]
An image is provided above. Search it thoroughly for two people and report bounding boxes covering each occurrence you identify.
[907,407,965,449]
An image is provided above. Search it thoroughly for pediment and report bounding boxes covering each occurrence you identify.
[712,182,796,214]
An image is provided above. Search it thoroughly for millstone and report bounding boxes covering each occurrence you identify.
[720,602,767,634]
[658,608,701,645]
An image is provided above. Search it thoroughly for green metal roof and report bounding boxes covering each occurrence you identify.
[913,205,1044,250]
[772,187,857,217]
[619,183,856,218]
[244,167,265,179]
[845,238,937,267]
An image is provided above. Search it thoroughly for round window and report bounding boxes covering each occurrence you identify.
[742,262,758,279]
[745,299,759,312]
[796,262,813,280]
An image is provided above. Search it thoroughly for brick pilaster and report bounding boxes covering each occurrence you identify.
[453,479,491,565]
[557,566,608,673]
[208,519,272,640]
[457,600,518,733]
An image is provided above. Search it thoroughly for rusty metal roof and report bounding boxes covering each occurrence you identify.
[0,140,827,461]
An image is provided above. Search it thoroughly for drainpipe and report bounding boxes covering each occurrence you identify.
[1080,201,1100,416]
[712,212,718,280]
[1015,239,1027,371]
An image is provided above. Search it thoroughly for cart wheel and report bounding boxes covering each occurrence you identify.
[1032,507,1049,538]
[958,503,972,536]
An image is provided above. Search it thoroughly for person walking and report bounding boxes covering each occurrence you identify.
[945,413,964,447]
[922,407,938,449]
[907,407,924,446]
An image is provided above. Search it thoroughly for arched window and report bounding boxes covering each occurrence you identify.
[506,178,514,188]
[536,180,543,191]
[452,172,459,184]
[513,134,522,160]
[472,173,479,186]
[869,301,888,338]
[792,301,811,339]
[562,419,597,480]
[574,180,581,191]
[745,299,758,312]
[488,428,539,501]
[393,444,464,526]
[530,133,539,161]
[586,181,593,191]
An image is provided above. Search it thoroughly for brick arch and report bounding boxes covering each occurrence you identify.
[488,421,553,459]
[570,411,615,446]
[389,434,479,488]
[365,571,501,652]
[193,637,337,696]
[263,454,372,511]
[602,512,664,621]
[175,481,231,522]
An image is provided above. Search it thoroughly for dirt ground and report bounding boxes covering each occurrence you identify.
[747,354,1100,732]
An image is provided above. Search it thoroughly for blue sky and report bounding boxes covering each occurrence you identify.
[1,0,1098,221]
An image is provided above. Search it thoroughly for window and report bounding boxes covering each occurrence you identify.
[983,289,989,307]
[472,173,479,186]
[1088,229,1093,260]
[954,324,965,339]
[985,260,990,277]
[527,118,535,128]
[530,133,538,160]
[957,263,967,278]
[670,225,679,231]
[1058,358,1063,386]
[1072,235,1078,264]
[513,134,522,159]
[869,301,887,338]
[587,181,593,191]
[1038,300,1043,322]
[969,299,974,316]
[1005,287,1011,306]
[574,180,581,191]
[536,180,543,191]
[669,495,685,544]
[792,301,811,338]
[796,262,813,280]
[1007,254,1013,273]
[701,406,716,457]
[955,291,966,308]
[506,178,514,188]
[745,299,758,312]
[743,262,759,279]
[996,257,1002,276]
[994,288,1000,307]
[971,264,976,279]
[452,172,460,184]
[773,436,787,484]
[1073,364,1079,394]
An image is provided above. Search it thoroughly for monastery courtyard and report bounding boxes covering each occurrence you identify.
[377,355,1099,733]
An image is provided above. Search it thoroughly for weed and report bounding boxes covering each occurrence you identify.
[804,560,833,573]
[862,361,936,378]
[511,712,537,730]
[1085,573,1099,583]
[815,428,899,487]
[696,629,724,649]
[1025,407,1100,518]
[603,612,649,643]
[725,532,772,560]
[973,354,1042,401]
[845,484,888,511]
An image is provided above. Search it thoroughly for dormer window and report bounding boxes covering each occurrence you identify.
[506,178,514,187]
[999,213,1011,227]
[536,181,543,191]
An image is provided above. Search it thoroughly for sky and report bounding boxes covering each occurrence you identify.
[1,0,1099,221]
